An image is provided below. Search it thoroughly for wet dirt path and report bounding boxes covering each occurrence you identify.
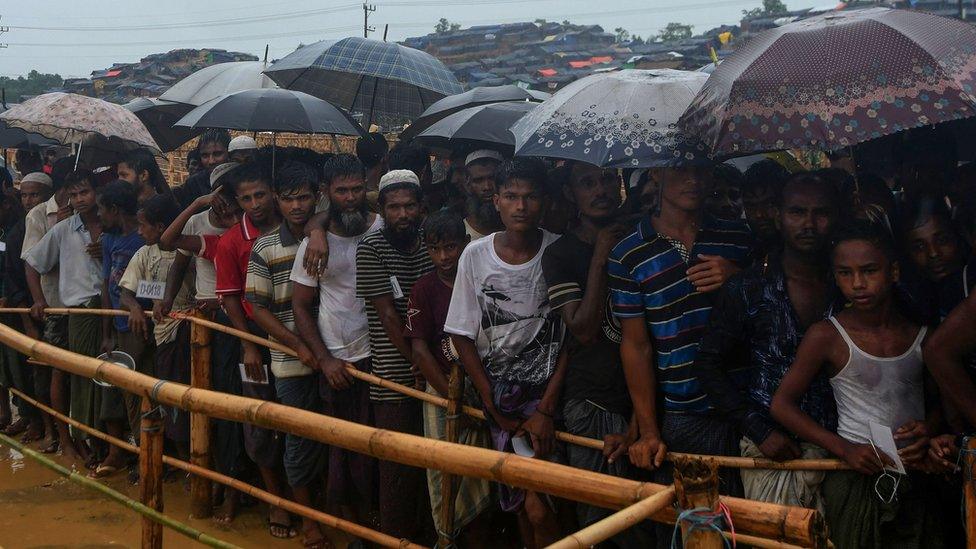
[0,442,354,548]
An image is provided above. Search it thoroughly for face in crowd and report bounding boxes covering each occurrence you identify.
[235,178,275,225]
[495,177,546,233]
[652,166,710,214]
[19,179,52,212]
[198,141,230,172]
[832,238,899,311]
[567,163,620,221]
[328,173,369,235]
[66,179,97,215]
[276,182,317,230]
[905,214,963,283]
[382,186,423,243]
[742,182,780,243]
[778,180,837,256]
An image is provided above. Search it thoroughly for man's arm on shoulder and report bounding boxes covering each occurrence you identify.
[924,291,976,429]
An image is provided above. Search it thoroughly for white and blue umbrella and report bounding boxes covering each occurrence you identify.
[511,69,711,168]
[264,37,463,128]
[415,101,536,153]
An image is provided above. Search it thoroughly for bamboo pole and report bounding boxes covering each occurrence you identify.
[7,387,426,549]
[140,397,165,549]
[0,432,240,549]
[0,323,824,548]
[673,458,723,549]
[2,307,850,472]
[438,363,463,546]
[966,436,976,549]
[547,486,676,549]
[189,314,213,519]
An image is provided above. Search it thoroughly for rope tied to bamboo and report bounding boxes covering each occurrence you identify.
[671,503,734,549]
[140,404,167,433]
[150,379,168,402]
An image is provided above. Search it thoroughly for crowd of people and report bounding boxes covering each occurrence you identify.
[0,125,975,549]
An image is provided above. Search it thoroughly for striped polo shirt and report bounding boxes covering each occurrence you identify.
[245,224,309,378]
[608,214,752,414]
[356,229,434,402]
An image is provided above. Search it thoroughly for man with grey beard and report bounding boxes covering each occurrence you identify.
[291,154,382,523]
[462,150,504,240]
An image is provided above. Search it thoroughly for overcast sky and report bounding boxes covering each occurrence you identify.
[0,0,820,78]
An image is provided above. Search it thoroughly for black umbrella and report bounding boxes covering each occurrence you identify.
[174,88,363,136]
[415,101,536,153]
[124,97,198,152]
[400,85,549,142]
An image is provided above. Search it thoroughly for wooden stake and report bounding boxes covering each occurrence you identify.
[547,486,676,549]
[0,320,824,548]
[189,313,213,519]
[965,436,976,549]
[673,457,723,549]
[438,363,463,547]
[140,397,165,549]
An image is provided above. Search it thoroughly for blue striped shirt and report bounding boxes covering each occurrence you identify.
[608,215,752,413]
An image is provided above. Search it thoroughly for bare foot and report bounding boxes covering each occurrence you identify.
[40,437,59,454]
[213,491,239,525]
[21,423,45,444]
[3,417,29,436]
[301,520,333,548]
[268,507,296,539]
[60,439,86,464]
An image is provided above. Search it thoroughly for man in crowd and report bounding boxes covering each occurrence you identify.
[445,158,566,548]
[741,159,790,265]
[228,135,258,164]
[213,163,290,536]
[461,150,504,240]
[693,172,841,508]
[541,161,645,546]
[356,132,389,195]
[21,158,76,454]
[26,170,105,463]
[608,164,752,509]
[355,168,434,540]
[389,142,439,210]
[292,154,382,529]
[0,187,33,438]
[172,129,231,208]
[244,162,326,548]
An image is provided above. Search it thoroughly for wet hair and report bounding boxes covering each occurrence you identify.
[197,128,231,151]
[781,171,842,211]
[63,169,96,192]
[98,180,140,215]
[830,219,897,262]
[378,182,422,207]
[15,150,43,174]
[287,148,326,175]
[120,148,169,195]
[901,193,952,232]
[389,142,430,180]
[274,161,318,196]
[322,154,365,186]
[494,158,549,194]
[50,156,77,192]
[713,163,743,188]
[424,210,466,244]
[226,162,271,195]
[185,148,200,170]
[139,193,181,227]
[742,159,790,203]
[356,132,389,169]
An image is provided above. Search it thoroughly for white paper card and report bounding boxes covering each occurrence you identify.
[512,435,534,457]
[0,241,6,252]
[136,280,166,300]
[239,363,270,385]
[868,421,906,474]
[390,275,404,299]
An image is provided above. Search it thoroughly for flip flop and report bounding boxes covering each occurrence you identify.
[268,520,298,539]
[89,464,121,479]
[3,418,29,436]
[40,439,60,454]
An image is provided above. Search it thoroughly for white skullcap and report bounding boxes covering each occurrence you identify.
[209,162,241,189]
[228,135,258,152]
[465,149,504,166]
[378,169,421,192]
[21,171,53,187]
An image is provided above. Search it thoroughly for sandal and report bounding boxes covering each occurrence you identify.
[89,464,121,478]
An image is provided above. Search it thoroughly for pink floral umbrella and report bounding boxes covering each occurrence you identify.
[0,93,161,161]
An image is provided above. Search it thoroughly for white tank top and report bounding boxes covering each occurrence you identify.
[827,317,927,445]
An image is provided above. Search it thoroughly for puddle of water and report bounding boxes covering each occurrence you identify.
[0,439,356,548]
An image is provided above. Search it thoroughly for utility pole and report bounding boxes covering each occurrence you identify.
[0,16,8,49]
[363,3,376,38]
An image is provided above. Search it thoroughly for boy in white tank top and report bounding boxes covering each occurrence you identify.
[771,221,943,549]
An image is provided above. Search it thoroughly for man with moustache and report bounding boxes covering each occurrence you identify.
[171,129,232,209]
[542,162,648,546]
[462,150,504,240]
[608,164,753,525]
[292,154,382,526]
[355,169,434,540]
[693,172,841,508]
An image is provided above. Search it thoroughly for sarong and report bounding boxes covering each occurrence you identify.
[822,470,944,549]
[320,358,375,508]
[423,383,493,538]
[67,298,102,439]
[275,374,325,488]
[740,436,827,511]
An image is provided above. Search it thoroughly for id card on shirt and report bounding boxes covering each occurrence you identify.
[136,280,166,300]
[390,275,404,299]
[239,363,270,385]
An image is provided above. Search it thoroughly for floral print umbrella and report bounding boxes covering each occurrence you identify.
[0,92,160,155]
[680,7,976,156]
[510,69,711,168]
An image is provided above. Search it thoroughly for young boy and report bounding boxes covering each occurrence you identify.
[95,180,145,476]
[213,162,291,537]
[120,194,194,459]
[445,158,568,548]
[404,210,492,545]
[771,220,942,549]
[244,162,324,548]
[25,170,104,463]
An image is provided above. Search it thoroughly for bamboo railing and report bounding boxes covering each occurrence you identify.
[0,316,828,548]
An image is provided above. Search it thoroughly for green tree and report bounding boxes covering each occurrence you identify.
[658,22,693,42]
[743,0,788,18]
[435,18,452,34]
[0,70,64,103]
[631,35,645,45]
[614,27,631,43]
